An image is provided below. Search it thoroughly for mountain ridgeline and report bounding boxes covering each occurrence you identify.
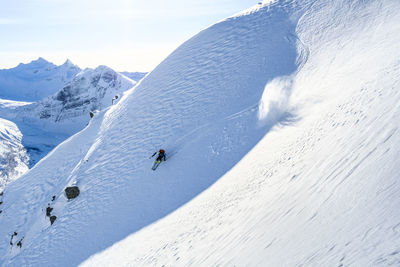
[34,65,135,127]
[1,0,400,266]
[0,59,143,185]
[0,58,81,102]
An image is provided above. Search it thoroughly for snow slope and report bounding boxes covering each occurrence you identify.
[82,0,400,265]
[1,0,400,266]
[0,65,135,169]
[0,58,81,101]
[0,118,28,190]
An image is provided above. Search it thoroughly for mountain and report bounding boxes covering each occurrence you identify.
[0,65,136,171]
[0,57,81,101]
[23,65,136,134]
[0,118,29,190]
[1,0,400,266]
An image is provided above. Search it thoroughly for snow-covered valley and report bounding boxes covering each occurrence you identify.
[1,0,400,266]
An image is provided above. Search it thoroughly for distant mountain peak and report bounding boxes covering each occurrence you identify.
[62,59,74,66]
[15,57,56,70]
[0,57,81,101]
[34,57,48,63]
[30,57,53,66]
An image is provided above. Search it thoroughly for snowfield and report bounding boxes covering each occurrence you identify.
[1,0,400,266]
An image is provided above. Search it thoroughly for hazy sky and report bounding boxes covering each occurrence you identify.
[0,0,258,71]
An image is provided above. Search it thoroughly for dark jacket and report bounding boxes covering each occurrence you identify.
[152,151,166,161]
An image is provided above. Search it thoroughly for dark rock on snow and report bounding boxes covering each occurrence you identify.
[65,186,80,200]
[50,215,57,225]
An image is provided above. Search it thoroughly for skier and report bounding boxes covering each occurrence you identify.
[150,149,166,170]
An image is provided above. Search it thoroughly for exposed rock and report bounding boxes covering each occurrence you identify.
[65,186,80,200]
[16,238,23,248]
[46,205,53,217]
[50,215,57,225]
[10,232,17,245]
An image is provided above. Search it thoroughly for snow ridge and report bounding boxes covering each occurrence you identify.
[1,0,400,266]
[0,2,305,265]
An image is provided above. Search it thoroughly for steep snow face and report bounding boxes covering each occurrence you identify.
[0,118,29,190]
[0,1,302,265]
[82,0,400,266]
[0,58,81,101]
[1,0,400,266]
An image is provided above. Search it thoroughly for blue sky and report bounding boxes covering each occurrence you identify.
[0,0,258,71]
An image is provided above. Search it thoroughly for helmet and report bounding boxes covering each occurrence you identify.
[159,149,165,153]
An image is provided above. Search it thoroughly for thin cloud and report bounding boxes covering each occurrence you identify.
[0,18,21,25]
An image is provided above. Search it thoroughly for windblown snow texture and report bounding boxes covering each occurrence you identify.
[1,0,400,266]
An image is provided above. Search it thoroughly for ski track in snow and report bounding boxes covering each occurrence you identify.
[82,0,400,266]
[0,1,304,265]
[1,0,400,266]
[89,59,400,266]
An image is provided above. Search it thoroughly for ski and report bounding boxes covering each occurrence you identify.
[151,161,161,171]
